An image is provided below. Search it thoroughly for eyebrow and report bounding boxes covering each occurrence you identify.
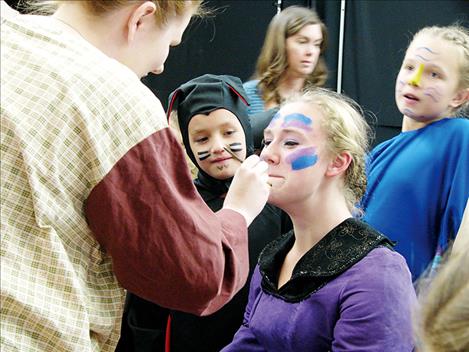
[191,122,238,134]
[264,127,308,137]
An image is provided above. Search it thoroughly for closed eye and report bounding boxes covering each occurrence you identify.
[195,136,208,143]
[284,140,299,147]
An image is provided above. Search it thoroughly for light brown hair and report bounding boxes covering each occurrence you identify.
[285,88,370,214]
[255,6,328,105]
[415,251,469,352]
[22,0,206,23]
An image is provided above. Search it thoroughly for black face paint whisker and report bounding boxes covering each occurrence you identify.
[223,146,243,163]
[197,151,210,161]
[228,142,243,152]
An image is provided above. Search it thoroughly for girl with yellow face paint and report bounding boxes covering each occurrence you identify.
[362,25,469,281]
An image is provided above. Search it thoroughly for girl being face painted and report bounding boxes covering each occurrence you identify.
[188,109,247,180]
[261,101,332,209]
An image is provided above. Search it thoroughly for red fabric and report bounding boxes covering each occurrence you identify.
[85,128,249,315]
[165,315,171,352]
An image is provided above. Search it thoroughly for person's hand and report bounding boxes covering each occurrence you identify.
[223,155,270,226]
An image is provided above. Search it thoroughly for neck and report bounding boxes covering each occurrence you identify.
[401,114,447,132]
[52,3,126,60]
[277,73,306,100]
[286,188,351,254]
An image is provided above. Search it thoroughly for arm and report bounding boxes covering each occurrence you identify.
[452,199,469,257]
[332,249,416,352]
[221,267,265,351]
[85,128,267,315]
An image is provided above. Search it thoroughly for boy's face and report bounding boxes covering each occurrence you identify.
[188,109,247,180]
[395,33,464,122]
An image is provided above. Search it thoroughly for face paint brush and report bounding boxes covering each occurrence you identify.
[223,146,243,163]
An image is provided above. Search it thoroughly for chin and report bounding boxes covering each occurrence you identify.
[267,192,284,208]
[214,172,235,180]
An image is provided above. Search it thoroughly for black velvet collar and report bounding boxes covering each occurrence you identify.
[259,218,394,302]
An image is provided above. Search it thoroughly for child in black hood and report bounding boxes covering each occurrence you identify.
[117,74,290,352]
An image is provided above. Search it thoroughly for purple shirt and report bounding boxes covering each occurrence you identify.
[222,247,416,351]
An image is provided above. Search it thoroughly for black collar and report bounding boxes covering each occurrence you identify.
[259,218,395,302]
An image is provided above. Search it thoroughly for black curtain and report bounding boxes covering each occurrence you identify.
[7,0,468,146]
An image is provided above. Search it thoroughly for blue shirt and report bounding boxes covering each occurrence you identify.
[362,118,469,279]
[243,80,265,116]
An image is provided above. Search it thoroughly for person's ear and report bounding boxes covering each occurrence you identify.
[326,151,352,177]
[450,87,469,109]
[127,1,157,43]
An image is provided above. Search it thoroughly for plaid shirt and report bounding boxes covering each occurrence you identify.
[1,11,166,352]
[1,6,252,352]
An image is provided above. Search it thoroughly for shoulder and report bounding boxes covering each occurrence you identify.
[440,118,469,139]
[243,80,260,91]
[343,247,413,292]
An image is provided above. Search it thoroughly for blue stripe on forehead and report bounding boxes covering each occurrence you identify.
[281,113,313,130]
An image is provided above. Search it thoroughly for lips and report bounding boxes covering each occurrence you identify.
[211,157,232,163]
[403,93,420,101]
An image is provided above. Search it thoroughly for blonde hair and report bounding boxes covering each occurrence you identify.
[415,251,469,352]
[168,110,199,179]
[255,6,328,105]
[285,88,370,214]
[412,25,469,116]
[22,0,206,22]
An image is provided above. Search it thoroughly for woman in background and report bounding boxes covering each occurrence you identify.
[243,6,328,115]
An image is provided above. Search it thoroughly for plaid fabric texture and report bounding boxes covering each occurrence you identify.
[1,12,167,351]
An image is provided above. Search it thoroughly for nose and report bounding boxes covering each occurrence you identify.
[260,143,280,165]
[210,135,225,154]
[408,63,424,87]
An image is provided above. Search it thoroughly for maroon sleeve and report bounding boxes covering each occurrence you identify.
[85,128,249,315]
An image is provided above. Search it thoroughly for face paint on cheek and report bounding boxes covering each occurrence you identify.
[423,87,441,103]
[197,151,210,161]
[285,147,318,171]
[228,142,243,152]
[396,80,405,93]
[281,113,312,131]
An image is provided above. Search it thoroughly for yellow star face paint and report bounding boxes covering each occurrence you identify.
[408,63,424,87]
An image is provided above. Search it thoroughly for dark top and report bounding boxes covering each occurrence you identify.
[117,182,290,352]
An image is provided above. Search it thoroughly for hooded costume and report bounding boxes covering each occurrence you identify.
[118,74,290,352]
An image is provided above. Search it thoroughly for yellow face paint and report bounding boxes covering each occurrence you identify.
[408,63,424,87]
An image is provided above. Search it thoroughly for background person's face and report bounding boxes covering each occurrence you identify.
[395,34,463,122]
[285,24,323,78]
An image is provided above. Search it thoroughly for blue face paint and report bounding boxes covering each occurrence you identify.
[285,147,318,170]
[281,113,312,131]
[266,111,282,129]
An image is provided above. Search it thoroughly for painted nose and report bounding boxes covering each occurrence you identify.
[408,63,424,87]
